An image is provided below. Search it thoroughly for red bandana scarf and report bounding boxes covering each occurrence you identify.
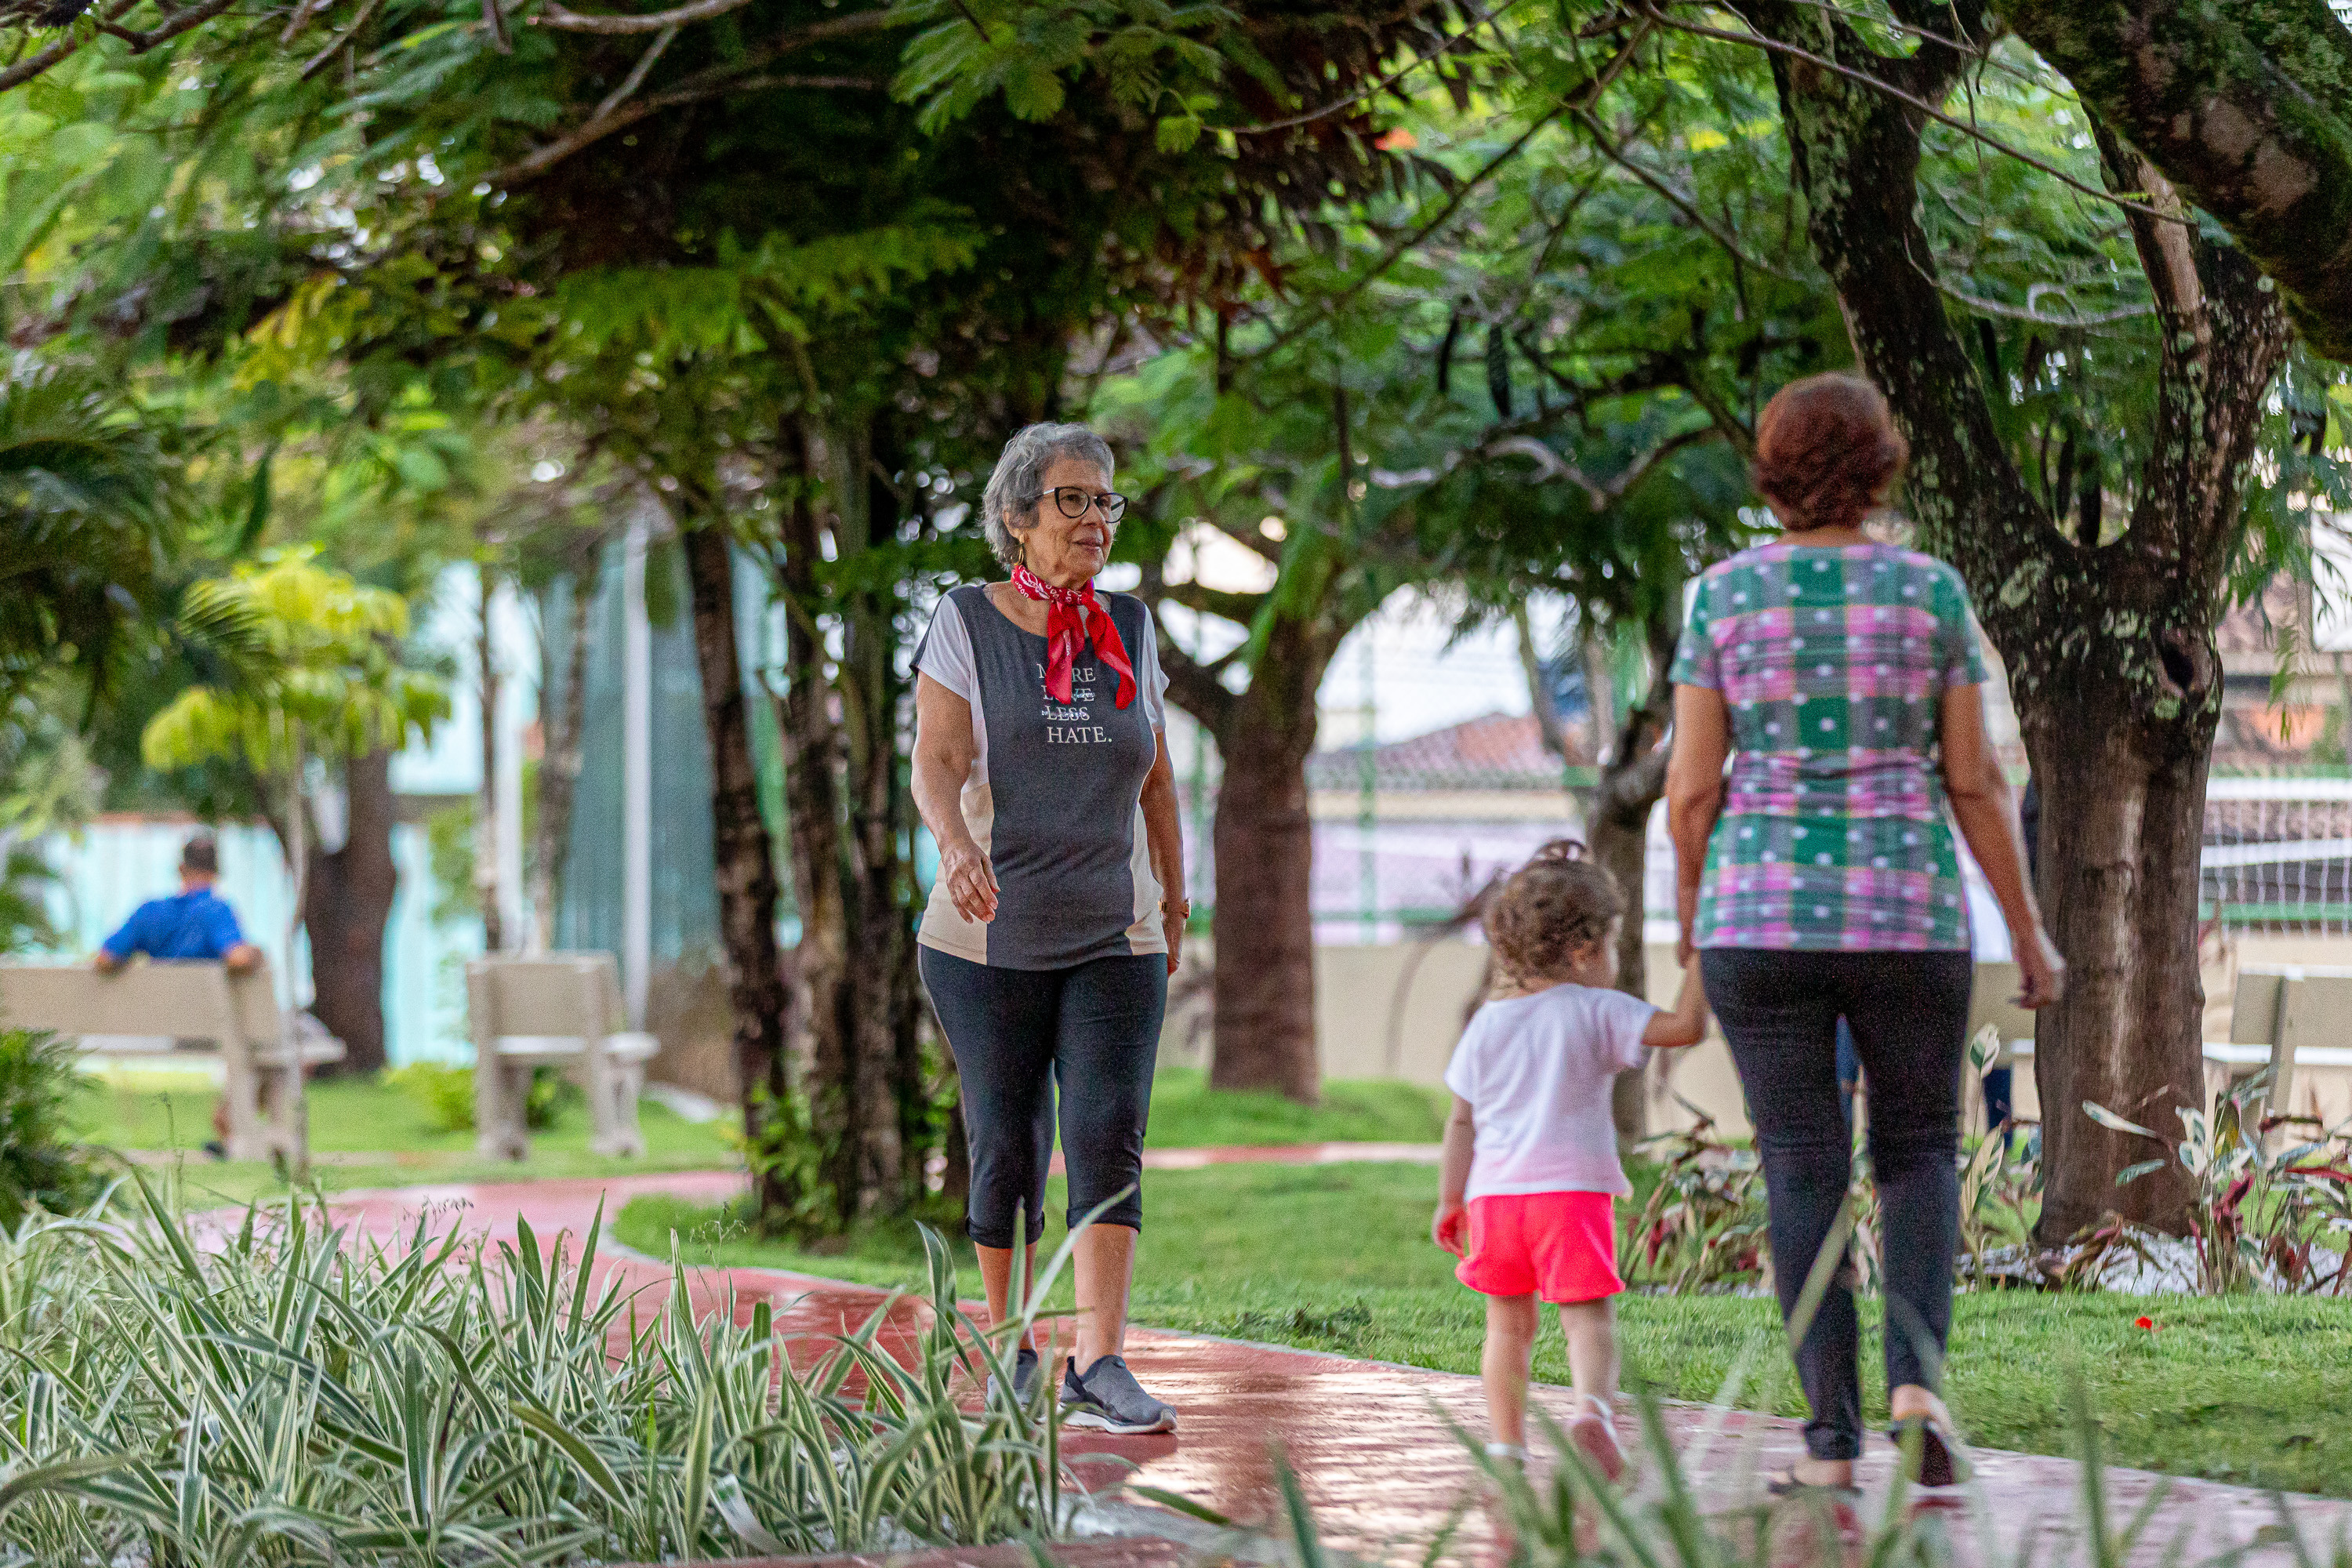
[1010,564,1137,710]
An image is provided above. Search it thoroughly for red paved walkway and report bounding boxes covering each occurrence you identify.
[305,1171,2352,1565]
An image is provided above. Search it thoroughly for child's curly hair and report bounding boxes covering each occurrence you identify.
[1485,840,1627,983]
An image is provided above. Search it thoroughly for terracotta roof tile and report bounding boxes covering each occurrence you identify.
[1306,712,1590,791]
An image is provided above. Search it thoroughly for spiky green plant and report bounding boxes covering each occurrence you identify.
[0,1176,1077,1564]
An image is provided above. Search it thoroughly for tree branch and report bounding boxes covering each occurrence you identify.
[1517,344,1707,409]
[89,0,239,50]
[1728,0,2060,624]
[491,64,879,183]
[0,31,84,91]
[1664,358,1757,459]
[1203,514,1285,566]
[1911,262,2156,328]
[2093,121,2289,581]
[1158,578,1267,629]
[1646,4,2194,226]
[1571,104,1810,283]
[1152,626,1240,737]
[591,20,675,119]
[1,0,227,89]
[1991,0,2352,360]
[537,0,779,35]
[1227,0,1532,134]
[299,0,384,78]
[1479,423,1718,510]
[1247,101,1571,362]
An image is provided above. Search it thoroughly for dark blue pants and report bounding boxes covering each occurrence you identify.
[918,946,1166,1249]
[1982,1065,2014,1131]
[1702,947,1973,1461]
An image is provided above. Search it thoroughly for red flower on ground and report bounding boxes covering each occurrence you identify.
[2134,1316,2155,1331]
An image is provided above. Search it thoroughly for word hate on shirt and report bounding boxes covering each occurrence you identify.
[1037,659,1109,743]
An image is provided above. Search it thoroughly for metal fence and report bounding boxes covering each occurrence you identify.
[1236,762,2352,949]
[2203,775,2352,934]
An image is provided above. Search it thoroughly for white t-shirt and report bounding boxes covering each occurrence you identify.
[1443,983,1658,1199]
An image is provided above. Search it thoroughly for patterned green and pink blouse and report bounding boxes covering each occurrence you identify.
[1669,540,1987,952]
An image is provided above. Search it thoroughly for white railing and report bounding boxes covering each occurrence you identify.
[2204,775,2352,933]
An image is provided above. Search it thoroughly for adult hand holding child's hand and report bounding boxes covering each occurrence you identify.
[1432,1199,1468,1257]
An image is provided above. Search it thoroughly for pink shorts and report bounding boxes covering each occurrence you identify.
[1456,1192,1624,1304]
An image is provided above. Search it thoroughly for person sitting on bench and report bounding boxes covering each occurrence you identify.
[94,833,263,1153]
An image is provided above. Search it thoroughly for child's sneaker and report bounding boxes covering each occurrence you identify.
[1567,1400,1625,1483]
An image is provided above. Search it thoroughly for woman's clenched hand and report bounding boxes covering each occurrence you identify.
[939,838,999,924]
[2015,926,2067,1008]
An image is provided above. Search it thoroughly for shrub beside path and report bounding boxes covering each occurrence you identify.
[308,1168,2351,1566]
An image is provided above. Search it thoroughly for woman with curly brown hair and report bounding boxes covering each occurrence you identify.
[1431,842,1708,1479]
[1664,373,2064,1497]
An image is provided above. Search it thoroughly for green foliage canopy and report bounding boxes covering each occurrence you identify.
[140,550,448,775]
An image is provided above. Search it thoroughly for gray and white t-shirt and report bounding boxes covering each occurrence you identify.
[914,584,1171,970]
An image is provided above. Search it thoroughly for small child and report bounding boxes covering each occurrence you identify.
[1432,840,1708,1480]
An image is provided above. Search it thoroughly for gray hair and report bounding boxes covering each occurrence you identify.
[980,423,1116,568]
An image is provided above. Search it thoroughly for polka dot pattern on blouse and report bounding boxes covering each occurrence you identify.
[1670,541,1987,951]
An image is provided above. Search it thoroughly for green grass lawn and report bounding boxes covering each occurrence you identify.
[67,1070,742,1207]
[66,1064,1443,1210]
[1142,1067,1446,1146]
[618,1160,2352,1501]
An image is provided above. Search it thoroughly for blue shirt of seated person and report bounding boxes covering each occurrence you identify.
[95,833,262,975]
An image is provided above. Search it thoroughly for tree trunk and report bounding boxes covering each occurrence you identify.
[1515,603,1568,760]
[302,749,397,1074]
[1206,618,1333,1102]
[2027,706,2212,1238]
[1581,626,1618,764]
[528,571,593,954]
[1737,0,2287,1237]
[1587,599,1677,1146]
[892,797,930,1201]
[775,419,853,1218]
[682,520,797,1221]
[476,562,504,955]
[2028,136,2285,1243]
[837,419,909,1217]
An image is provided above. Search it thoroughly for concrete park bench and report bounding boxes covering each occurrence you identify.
[1982,964,2352,1129]
[0,958,343,1163]
[2223,967,2352,1127]
[466,953,656,1160]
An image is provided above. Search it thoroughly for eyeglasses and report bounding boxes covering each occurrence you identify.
[1038,486,1127,523]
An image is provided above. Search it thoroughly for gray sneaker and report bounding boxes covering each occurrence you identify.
[985,1346,1040,1406]
[1059,1354,1177,1435]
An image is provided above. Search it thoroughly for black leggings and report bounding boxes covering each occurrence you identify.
[1701,947,1973,1462]
[918,946,1167,1249]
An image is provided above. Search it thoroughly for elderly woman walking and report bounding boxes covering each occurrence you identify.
[910,423,1187,1434]
[1665,374,2064,1495]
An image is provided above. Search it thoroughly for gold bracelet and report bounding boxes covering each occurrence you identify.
[1160,898,1192,920]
